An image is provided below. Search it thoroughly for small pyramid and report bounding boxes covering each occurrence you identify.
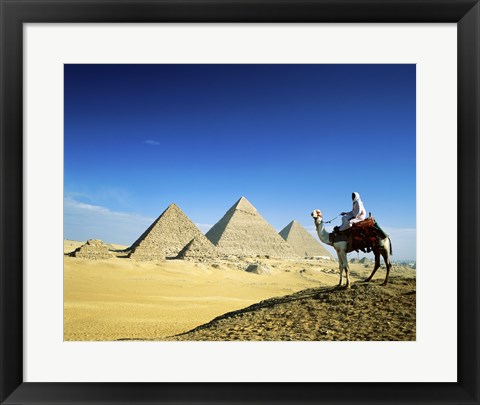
[71,239,113,260]
[176,237,218,261]
[205,197,298,258]
[279,220,332,258]
[128,203,212,261]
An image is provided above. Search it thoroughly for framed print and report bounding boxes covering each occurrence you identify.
[1,0,479,404]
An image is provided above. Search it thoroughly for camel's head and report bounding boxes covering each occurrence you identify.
[311,209,322,220]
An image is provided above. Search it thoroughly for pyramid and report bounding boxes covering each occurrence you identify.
[128,203,214,260]
[71,239,113,260]
[205,196,298,258]
[176,237,218,261]
[279,220,332,258]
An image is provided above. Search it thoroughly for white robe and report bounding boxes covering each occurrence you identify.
[339,192,367,231]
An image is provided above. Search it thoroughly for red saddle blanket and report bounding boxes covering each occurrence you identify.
[330,217,387,253]
[351,218,379,252]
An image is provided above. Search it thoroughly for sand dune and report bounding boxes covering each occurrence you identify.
[172,277,416,341]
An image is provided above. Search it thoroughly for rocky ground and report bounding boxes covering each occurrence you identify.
[171,276,416,341]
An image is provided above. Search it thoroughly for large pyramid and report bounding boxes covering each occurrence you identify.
[205,197,298,258]
[279,220,332,259]
[129,203,215,260]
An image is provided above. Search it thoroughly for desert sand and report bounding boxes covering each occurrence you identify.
[64,240,415,341]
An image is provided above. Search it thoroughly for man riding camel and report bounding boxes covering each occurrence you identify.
[334,192,367,233]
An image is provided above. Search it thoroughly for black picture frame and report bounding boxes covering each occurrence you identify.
[1,1,479,404]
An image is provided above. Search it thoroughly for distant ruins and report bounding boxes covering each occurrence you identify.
[70,239,113,260]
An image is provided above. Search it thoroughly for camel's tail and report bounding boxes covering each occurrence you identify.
[388,236,393,255]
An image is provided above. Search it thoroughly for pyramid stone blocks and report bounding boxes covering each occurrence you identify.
[205,197,298,258]
[128,203,215,261]
[71,239,114,260]
[176,237,218,261]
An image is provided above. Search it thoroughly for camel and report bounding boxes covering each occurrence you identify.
[311,209,393,288]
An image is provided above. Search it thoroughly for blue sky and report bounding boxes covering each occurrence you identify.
[64,64,416,260]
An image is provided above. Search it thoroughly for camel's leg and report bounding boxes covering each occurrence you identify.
[365,251,381,282]
[335,243,349,288]
[338,254,350,288]
[344,264,351,288]
[338,262,343,288]
[336,249,347,288]
[381,250,392,286]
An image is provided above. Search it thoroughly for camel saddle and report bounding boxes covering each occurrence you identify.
[329,217,388,253]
